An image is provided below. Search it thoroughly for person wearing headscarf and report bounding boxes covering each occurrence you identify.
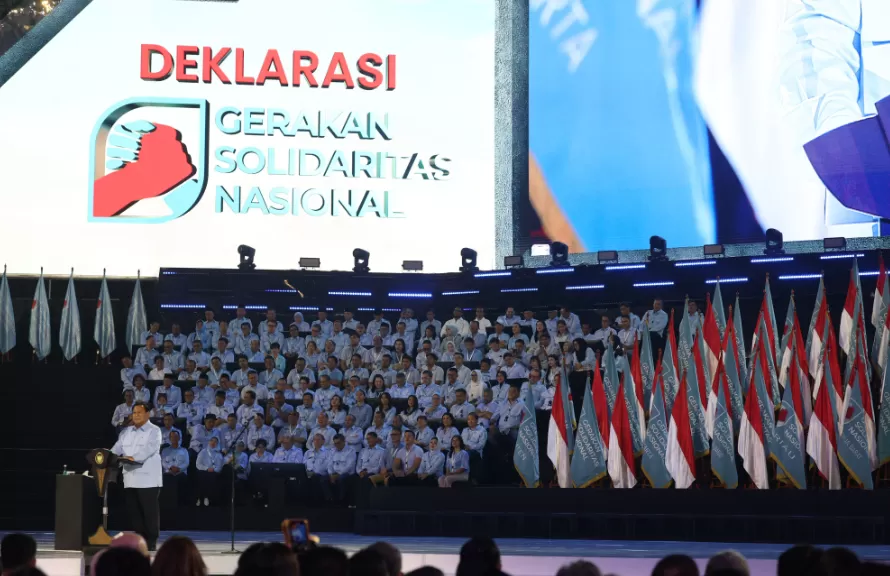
[466,369,487,404]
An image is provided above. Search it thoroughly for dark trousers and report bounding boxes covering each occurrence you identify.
[124,487,160,548]
[388,474,418,487]
[195,471,221,503]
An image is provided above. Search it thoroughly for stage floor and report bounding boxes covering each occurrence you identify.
[21,530,890,576]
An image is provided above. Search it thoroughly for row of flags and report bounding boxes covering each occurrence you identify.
[516,259,890,490]
[0,268,148,361]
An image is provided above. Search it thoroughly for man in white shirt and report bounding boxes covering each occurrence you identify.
[247,413,276,451]
[260,308,284,335]
[314,375,341,411]
[120,354,146,389]
[617,317,637,352]
[450,389,473,420]
[313,412,336,448]
[559,307,582,337]
[496,307,520,328]
[389,429,424,486]
[236,391,264,425]
[188,340,211,371]
[261,323,285,356]
[420,310,442,342]
[161,339,183,375]
[176,389,206,434]
[592,315,618,348]
[110,401,162,550]
[148,356,167,381]
[241,371,270,402]
[135,336,160,373]
[473,308,492,333]
[545,309,560,336]
[212,338,235,365]
[112,389,136,428]
[502,352,528,380]
[520,369,547,409]
[642,298,669,351]
[154,376,182,409]
[234,323,259,356]
[165,323,188,353]
[258,356,284,388]
[340,333,368,370]
[519,310,537,328]
[286,357,316,388]
[441,308,470,338]
[231,306,253,334]
[246,339,265,363]
[285,324,306,360]
[141,321,164,350]
[614,303,642,332]
[273,434,304,464]
[686,300,703,333]
[366,311,391,337]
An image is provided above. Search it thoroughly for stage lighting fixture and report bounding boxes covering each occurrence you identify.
[824,237,847,250]
[550,242,569,267]
[704,244,725,256]
[402,260,424,271]
[764,228,785,255]
[353,249,370,273]
[504,255,523,268]
[237,245,256,270]
[299,257,321,269]
[649,236,668,262]
[460,248,479,273]
[597,250,618,263]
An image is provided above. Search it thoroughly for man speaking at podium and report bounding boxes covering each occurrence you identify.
[110,401,162,551]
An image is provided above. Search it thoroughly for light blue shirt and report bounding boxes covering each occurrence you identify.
[314,387,341,411]
[234,333,259,356]
[356,445,387,474]
[350,403,373,429]
[161,446,189,475]
[446,449,470,474]
[196,448,224,472]
[165,333,188,352]
[212,350,234,364]
[135,347,159,369]
[304,447,333,475]
[414,426,434,449]
[643,309,668,336]
[190,425,221,452]
[461,426,488,454]
[258,368,284,388]
[450,401,473,420]
[273,446,304,464]
[436,426,459,450]
[498,399,524,434]
[247,424,276,451]
[111,421,163,488]
[312,319,334,337]
[418,449,445,477]
[249,451,274,467]
[328,447,357,476]
[261,331,285,354]
[416,383,442,408]
[228,451,250,480]
[343,425,364,453]
[153,384,182,409]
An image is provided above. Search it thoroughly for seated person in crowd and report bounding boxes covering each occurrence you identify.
[416,371,441,409]
[327,395,348,427]
[398,356,420,386]
[241,370,269,402]
[247,413,276,452]
[436,413,459,450]
[342,414,364,453]
[261,322,284,355]
[474,388,500,429]
[502,352,528,380]
[193,374,215,405]
[190,414,221,453]
[159,413,182,447]
[488,323,509,347]
[424,394,447,420]
[388,429,424,486]
[212,337,234,365]
[220,413,243,453]
[286,357,316,388]
[258,356,284,388]
[450,389,473,420]
[272,435,304,464]
[356,431,387,481]
[304,433,332,481]
[221,376,241,407]
[313,412,337,448]
[249,438,274,465]
[440,436,470,488]
[389,372,415,399]
[195,436,224,506]
[376,393,397,427]
[176,389,206,434]
[461,413,487,456]
[521,369,547,409]
[236,390,264,425]
[142,321,164,349]
[273,377,296,401]
[232,356,252,388]
[417,437,446,486]
[131,375,151,403]
[414,415,434,449]
[165,323,188,352]
[225,440,250,482]
[179,359,201,382]
[297,393,320,431]
[246,339,265,363]
[278,411,308,449]
[291,311,310,333]
[349,389,373,430]
[161,429,189,479]
[153,394,175,419]
[324,433,356,501]
[284,324,305,360]
[400,395,421,432]
[148,355,167,381]
[135,336,160,373]
[314,375,341,411]
[344,353,370,388]
[154,375,182,409]
[188,339,211,372]
[267,390,295,430]
[488,371,511,403]
[466,369,487,404]
[111,389,135,428]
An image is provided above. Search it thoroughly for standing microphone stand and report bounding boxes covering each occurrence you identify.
[221,420,250,555]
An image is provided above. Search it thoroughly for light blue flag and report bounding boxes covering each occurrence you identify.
[94,274,116,359]
[710,367,738,489]
[872,270,889,368]
[642,373,672,488]
[678,295,693,375]
[686,333,710,457]
[560,364,575,455]
[513,384,540,487]
[772,353,807,489]
[620,356,645,456]
[0,266,15,355]
[733,294,748,387]
[59,269,81,361]
[723,325,744,431]
[661,325,680,412]
[640,324,655,410]
[759,315,781,406]
[777,296,795,374]
[877,346,890,466]
[713,280,727,338]
[837,362,874,489]
[571,375,608,487]
[126,277,148,351]
[602,343,619,416]
[752,344,779,458]
[765,276,779,367]
[806,277,824,363]
[29,270,51,360]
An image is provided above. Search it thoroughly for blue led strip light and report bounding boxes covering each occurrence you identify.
[633,281,674,288]
[565,285,605,291]
[705,277,748,284]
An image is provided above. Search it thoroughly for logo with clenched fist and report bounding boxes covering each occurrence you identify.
[88,98,209,223]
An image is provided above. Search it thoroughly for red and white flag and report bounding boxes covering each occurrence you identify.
[548,370,572,488]
[607,381,637,488]
[872,253,886,328]
[665,372,696,488]
[806,347,841,490]
[839,268,858,354]
[738,340,769,489]
[592,356,610,453]
[691,331,711,436]
[779,310,811,423]
[702,293,722,385]
[842,331,878,471]
[880,304,890,382]
[809,285,828,391]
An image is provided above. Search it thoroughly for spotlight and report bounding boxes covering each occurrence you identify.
[764,228,784,255]
[824,237,847,250]
[649,236,667,262]
[353,249,370,273]
[597,250,618,263]
[504,255,523,268]
[402,260,424,271]
[299,257,321,269]
[460,248,479,273]
[237,245,256,270]
[550,242,569,267]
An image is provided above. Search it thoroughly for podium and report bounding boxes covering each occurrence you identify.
[54,475,101,550]
[54,449,120,550]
